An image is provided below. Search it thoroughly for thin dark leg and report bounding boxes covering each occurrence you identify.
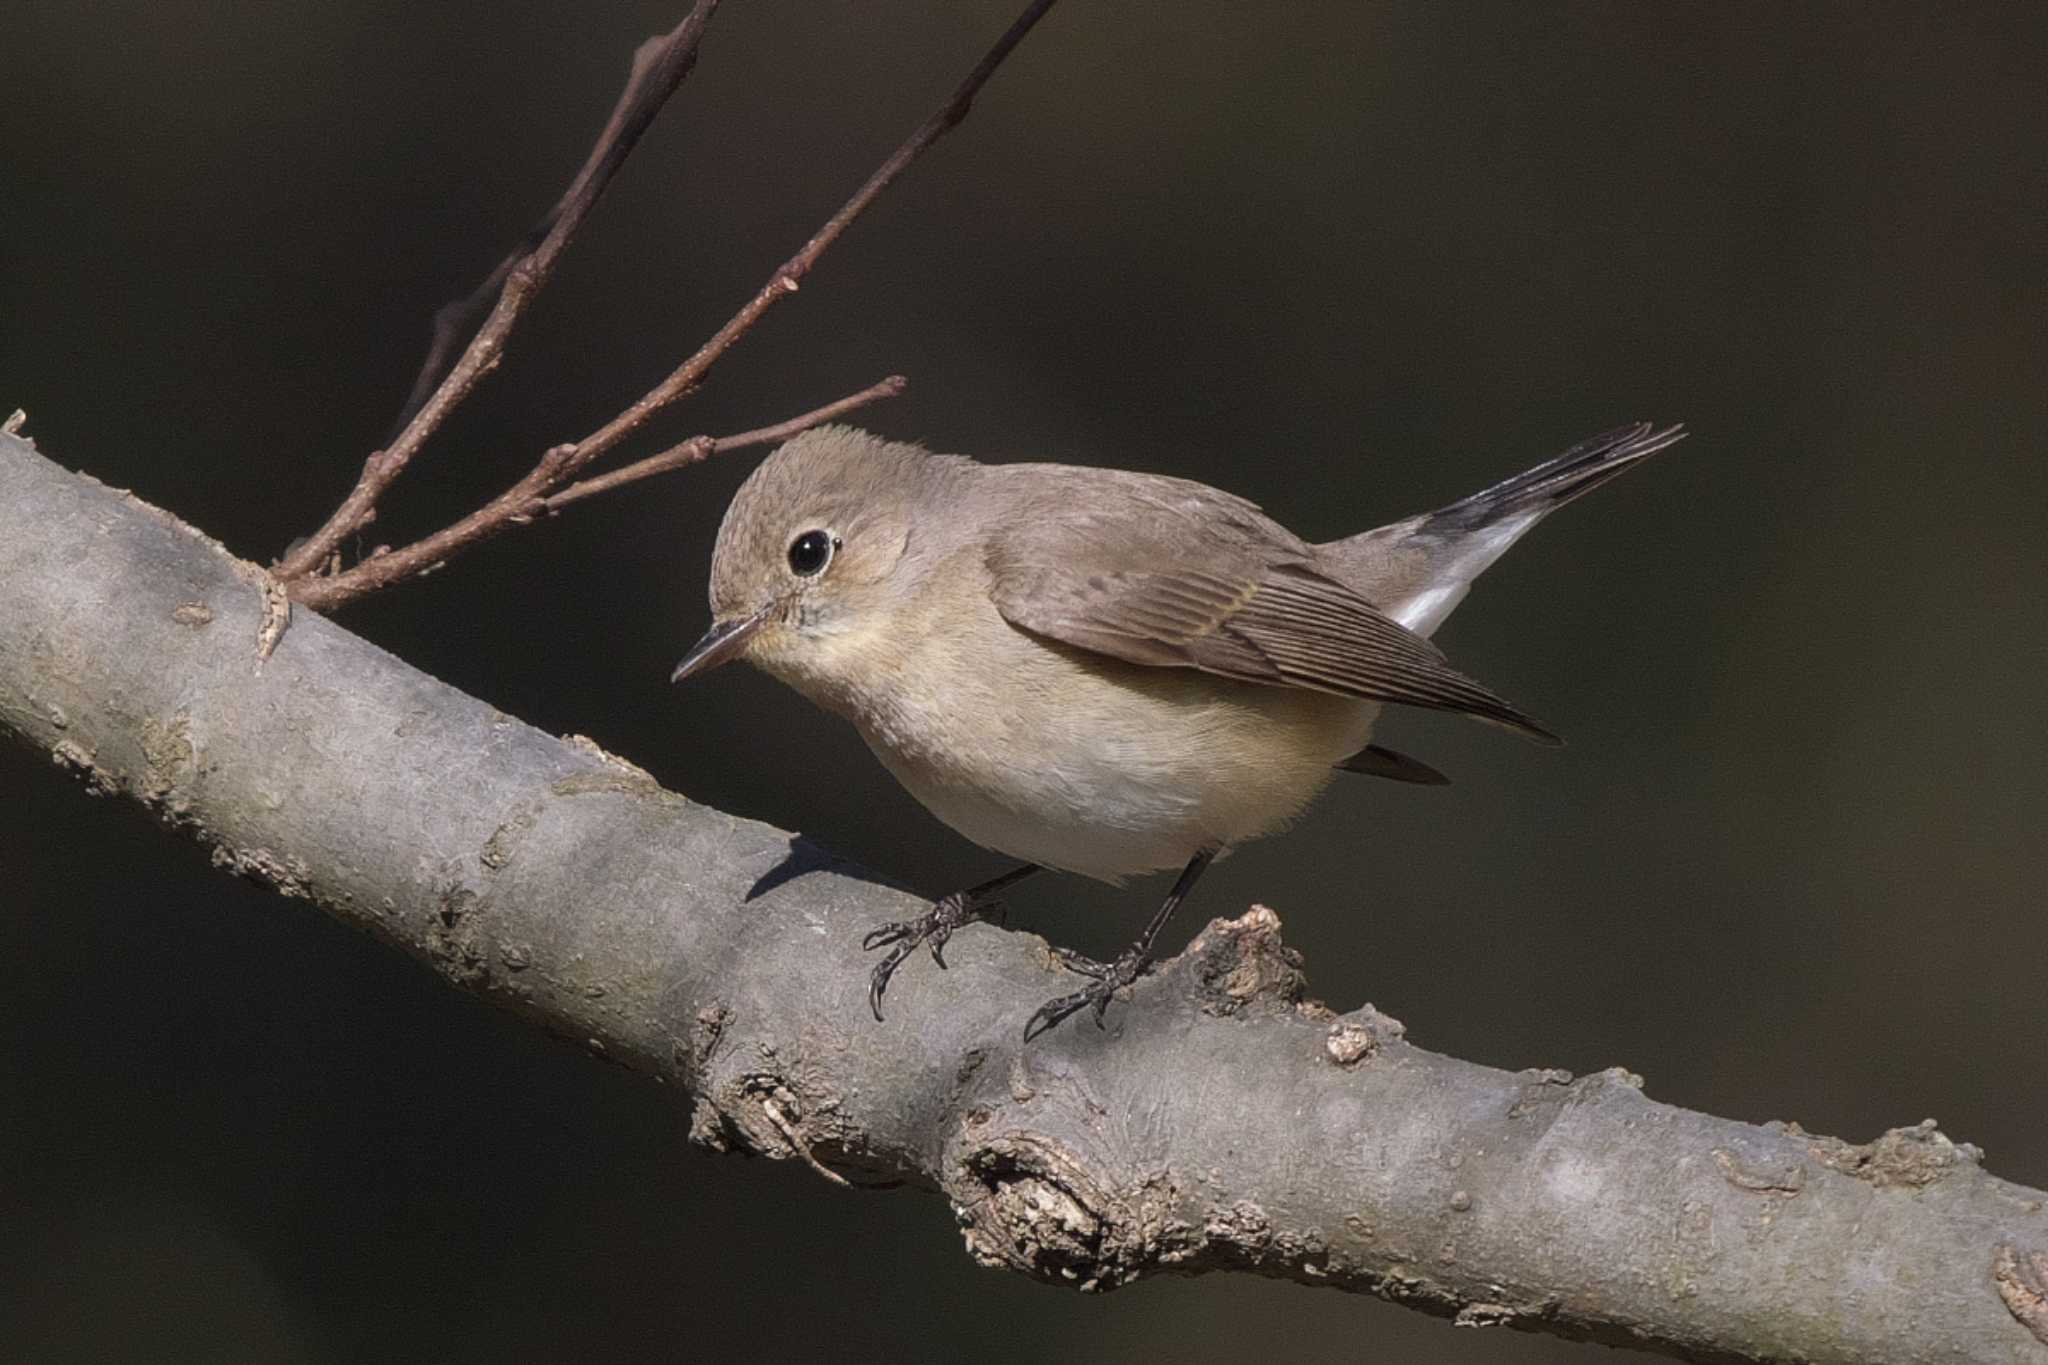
[1023,846,1218,1042]
[862,863,1040,1021]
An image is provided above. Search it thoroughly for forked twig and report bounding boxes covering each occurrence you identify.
[544,375,908,512]
[548,0,1063,469]
[282,0,1062,614]
[287,377,906,611]
[387,24,713,440]
[276,1,724,582]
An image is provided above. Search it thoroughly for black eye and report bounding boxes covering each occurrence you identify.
[787,529,836,577]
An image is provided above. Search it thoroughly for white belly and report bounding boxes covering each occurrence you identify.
[866,732,1222,882]
[849,636,1378,883]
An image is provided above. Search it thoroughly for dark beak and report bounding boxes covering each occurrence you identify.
[671,607,770,684]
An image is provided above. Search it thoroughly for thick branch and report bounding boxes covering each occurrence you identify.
[5,432,2046,1365]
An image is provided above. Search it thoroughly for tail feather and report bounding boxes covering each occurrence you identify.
[1318,421,1686,638]
[1425,421,1688,535]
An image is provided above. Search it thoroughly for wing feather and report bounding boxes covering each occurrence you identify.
[984,468,1557,741]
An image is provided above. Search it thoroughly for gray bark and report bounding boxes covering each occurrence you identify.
[3,430,2046,1363]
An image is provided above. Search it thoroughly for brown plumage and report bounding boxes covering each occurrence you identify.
[985,480,1556,741]
[672,421,1685,1034]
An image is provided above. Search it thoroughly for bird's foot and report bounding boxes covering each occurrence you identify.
[862,889,1007,1021]
[1023,946,1152,1041]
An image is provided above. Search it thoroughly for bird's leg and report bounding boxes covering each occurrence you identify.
[862,863,1040,1021]
[1023,846,1218,1041]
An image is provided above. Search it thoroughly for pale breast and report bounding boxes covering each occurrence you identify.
[846,608,1379,883]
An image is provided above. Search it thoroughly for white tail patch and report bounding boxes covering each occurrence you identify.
[1381,509,1544,637]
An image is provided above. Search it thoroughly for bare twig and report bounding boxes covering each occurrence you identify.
[388,23,716,439]
[285,376,905,612]
[276,2,724,582]
[282,0,1060,613]
[549,0,1062,468]
[760,1096,855,1189]
[544,375,907,512]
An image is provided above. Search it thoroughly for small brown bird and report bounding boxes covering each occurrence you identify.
[674,422,1685,1037]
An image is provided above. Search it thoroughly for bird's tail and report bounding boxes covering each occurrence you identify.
[1424,421,1687,536]
[1319,422,1687,638]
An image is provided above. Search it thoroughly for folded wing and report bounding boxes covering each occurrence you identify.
[984,467,1557,742]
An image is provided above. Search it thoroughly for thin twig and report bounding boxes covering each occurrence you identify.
[759,1097,853,1189]
[545,375,906,512]
[548,0,1062,476]
[276,2,723,583]
[387,26,708,440]
[284,0,1059,613]
[286,377,905,613]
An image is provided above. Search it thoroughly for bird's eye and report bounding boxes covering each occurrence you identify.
[787,528,836,577]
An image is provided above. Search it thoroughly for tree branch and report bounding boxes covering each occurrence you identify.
[556,0,1063,457]
[6,432,2046,1365]
[284,375,906,613]
[276,1,725,582]
[278,0,1061,611]
[382,15,720,443]
[542,373,908,513]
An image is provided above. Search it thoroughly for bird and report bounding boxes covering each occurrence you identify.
[672,421,1685,1038]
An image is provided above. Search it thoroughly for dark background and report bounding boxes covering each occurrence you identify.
[4,3,2044,1361]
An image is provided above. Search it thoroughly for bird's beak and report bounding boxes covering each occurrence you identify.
[671,606,771,684]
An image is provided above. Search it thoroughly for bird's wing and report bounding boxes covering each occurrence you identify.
[1337,743,1450,785]
[983,466,1556,741]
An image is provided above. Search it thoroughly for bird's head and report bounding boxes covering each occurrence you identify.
[672,425,961,707]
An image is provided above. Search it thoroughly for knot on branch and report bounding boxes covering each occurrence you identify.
[952,1134,1168,1292]
[1995,1244,2048,1345]
[1177,905,1307,1017]
[1796,1117,1983,1189]
[1324,1003,1406,1067]
[683,1045,880,1189]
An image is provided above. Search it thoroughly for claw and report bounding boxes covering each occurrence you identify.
[855,866,1041,1026]
[1022,846,1213,1038]
[864,911,945,1021]
[862,920,913,952]
[868,938,921,1021]
[1022,987,1094,1042]
[1050,945,1108,978]
[1024,948,1155,1040]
